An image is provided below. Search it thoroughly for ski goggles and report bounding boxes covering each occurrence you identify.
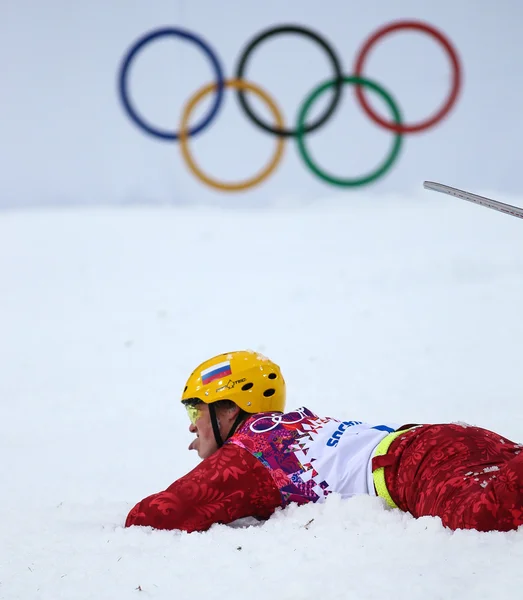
[182,399,203,425]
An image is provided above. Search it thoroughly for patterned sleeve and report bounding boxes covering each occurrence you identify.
[124,443,282,533]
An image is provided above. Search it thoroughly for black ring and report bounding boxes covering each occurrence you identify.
[234,25,344,138]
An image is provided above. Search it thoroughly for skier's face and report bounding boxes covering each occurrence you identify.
[187,403,217,459]
[187,402,245,459]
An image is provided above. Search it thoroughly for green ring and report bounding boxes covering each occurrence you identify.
[295,75,404,187]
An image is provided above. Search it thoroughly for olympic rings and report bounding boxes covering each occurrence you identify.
[249,409,310,433]
[234,25,344,137]
[353,20,462,134]
[296,76,403,187]
[117,20,463,190]
[179,79,286,192]
[118,27,225,140]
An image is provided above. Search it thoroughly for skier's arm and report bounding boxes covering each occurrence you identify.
[125,443,282,533]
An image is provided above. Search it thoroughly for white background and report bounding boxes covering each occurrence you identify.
[2,0,523,208]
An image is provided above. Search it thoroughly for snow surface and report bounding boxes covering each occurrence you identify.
[1,189,523,599]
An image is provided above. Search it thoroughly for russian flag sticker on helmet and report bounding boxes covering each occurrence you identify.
[201,360,232,385]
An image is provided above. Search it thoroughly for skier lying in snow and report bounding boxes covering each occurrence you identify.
[125,350,523,534]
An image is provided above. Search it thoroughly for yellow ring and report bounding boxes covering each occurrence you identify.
[178,78,286,192]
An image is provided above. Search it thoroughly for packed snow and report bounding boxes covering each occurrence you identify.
[1,189,522,599]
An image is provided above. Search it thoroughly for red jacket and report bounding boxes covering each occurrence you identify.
[125,443,282,533]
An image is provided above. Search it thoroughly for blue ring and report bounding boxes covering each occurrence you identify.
[118,27,225,141]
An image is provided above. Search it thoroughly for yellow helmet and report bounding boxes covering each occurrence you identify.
[181,350,286,413]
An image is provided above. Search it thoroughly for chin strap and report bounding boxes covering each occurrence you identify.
[209,404,247,448]
[208,403,223,448]
[226,411,247,440]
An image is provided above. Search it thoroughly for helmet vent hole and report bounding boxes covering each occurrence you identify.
[242,382,253,391]
[268,373,277,379]
[184,386,187,392]
[263,388,275,397]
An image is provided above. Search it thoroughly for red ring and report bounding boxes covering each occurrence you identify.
[353,20,462,134]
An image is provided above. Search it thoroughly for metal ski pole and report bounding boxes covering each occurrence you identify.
[423,181,523,220]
